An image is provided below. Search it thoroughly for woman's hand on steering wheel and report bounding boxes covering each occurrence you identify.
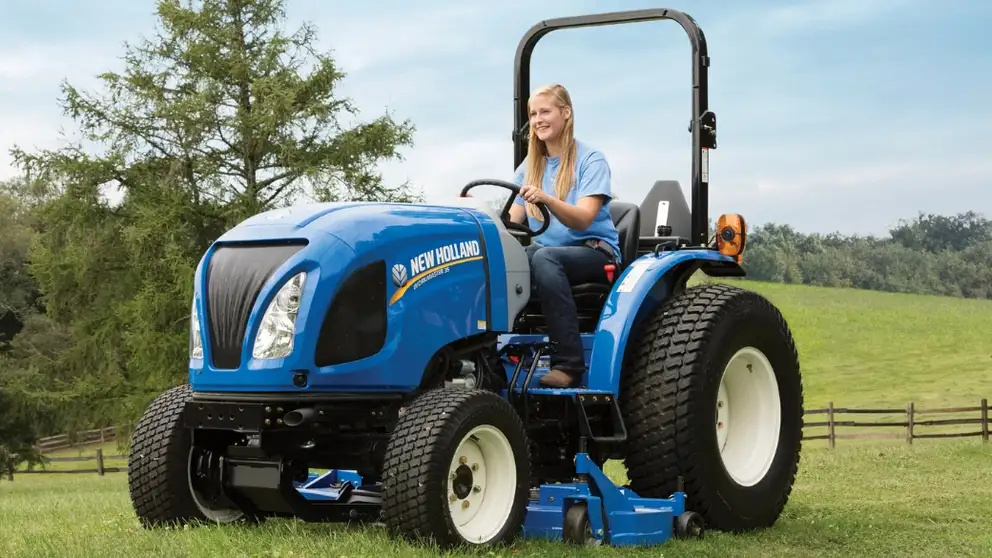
[518,184,548,205]
[459,178,551,238]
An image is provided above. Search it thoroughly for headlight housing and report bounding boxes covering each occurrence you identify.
[252,271,306,359]
[190,300,203,359]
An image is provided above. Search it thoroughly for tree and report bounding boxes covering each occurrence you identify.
[14,0,418,214]
[0,183,37,353]
[889,211,992,253]
[0,384,45,478]
[0,178,50,473]
[5,0,421,431]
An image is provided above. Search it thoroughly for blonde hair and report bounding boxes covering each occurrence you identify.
[524,84,577,221]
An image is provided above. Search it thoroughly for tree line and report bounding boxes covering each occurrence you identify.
[2,0,989,474]
[739,213,992,299]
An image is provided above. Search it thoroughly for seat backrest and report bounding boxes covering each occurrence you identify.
[609,201,641,269]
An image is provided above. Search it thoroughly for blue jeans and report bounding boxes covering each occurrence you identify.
[525,243,614,377]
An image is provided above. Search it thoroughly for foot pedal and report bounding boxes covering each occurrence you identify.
[575,393,627,444]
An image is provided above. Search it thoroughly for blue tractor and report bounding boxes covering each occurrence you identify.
[127,7,803,549]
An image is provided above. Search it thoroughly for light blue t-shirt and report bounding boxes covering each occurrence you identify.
[512,140,622,263]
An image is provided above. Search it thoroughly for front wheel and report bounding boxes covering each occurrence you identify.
[620,283,804,532]
[128,384,245,527]
[381,386,531,548]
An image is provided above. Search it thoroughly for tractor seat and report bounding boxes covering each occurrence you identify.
[569,201,640,309]
[524,201,642,315]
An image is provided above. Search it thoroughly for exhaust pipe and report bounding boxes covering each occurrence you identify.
[283,407,316,427]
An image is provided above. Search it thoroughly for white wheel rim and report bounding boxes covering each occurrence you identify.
[446,425,517,543]
[716,346,781,487]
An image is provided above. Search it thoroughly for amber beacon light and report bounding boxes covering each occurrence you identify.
[716,213,747,263]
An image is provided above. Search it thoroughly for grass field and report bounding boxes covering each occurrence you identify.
[3,279,992,557]
[3,442,991,557]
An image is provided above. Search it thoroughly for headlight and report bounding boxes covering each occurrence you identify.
[252,272,306,359]
[190,300,203,359]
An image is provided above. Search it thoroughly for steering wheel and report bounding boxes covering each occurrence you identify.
[460,179,552,238]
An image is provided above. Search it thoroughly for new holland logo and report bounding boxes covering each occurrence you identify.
[389,240,483,305]
[391,263,408,287]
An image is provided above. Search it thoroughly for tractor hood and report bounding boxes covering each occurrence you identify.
[213,201,489,251]
[231,202,365,232]
[191,198,507,391]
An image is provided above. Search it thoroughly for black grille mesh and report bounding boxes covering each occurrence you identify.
[206,242,306,369]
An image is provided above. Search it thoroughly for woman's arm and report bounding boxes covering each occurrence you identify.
[508,203,526,223]
[519,150,612,230]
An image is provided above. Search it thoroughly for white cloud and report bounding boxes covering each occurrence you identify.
[0,44,116,179]
[310,2,524,73]
[379,131,512,203]
[750,157,992,198]
[0,43,99,85]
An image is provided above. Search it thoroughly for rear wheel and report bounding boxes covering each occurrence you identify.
[381,386,531,548]
[620,283,804,532]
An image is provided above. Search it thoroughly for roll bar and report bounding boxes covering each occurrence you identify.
[512,8,717,247]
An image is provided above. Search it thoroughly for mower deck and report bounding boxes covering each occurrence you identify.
[522,453,693,546]
[285,453,694,546]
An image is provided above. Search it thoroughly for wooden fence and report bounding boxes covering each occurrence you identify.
[36,426,118,453]
[803,398,990,448]
[5,398,989,480]
[6,448,127,481]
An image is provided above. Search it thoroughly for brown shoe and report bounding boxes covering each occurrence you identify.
[539,369,581,388]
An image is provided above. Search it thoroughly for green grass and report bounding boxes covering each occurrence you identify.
[3,441,991,557]
[4,279,992,556]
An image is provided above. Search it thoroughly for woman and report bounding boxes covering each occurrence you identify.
[508,83,622,388]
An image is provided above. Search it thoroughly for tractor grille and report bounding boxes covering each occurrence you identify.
[205,242,307,369]
[314,260,387,367]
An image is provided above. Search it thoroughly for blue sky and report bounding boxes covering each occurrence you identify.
[1,0,990,235]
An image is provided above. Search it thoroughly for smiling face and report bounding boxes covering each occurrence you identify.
[522,84,577,220]
[528,91,571,144]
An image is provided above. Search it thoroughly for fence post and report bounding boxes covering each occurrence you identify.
[96,448,105,476]
[827,401,835,449]
[906,401,914,444]
[981,398,989,443]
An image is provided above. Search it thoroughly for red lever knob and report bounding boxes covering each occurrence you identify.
[604,264,616,282]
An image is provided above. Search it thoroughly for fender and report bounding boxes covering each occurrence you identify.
[586,249,743,393]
